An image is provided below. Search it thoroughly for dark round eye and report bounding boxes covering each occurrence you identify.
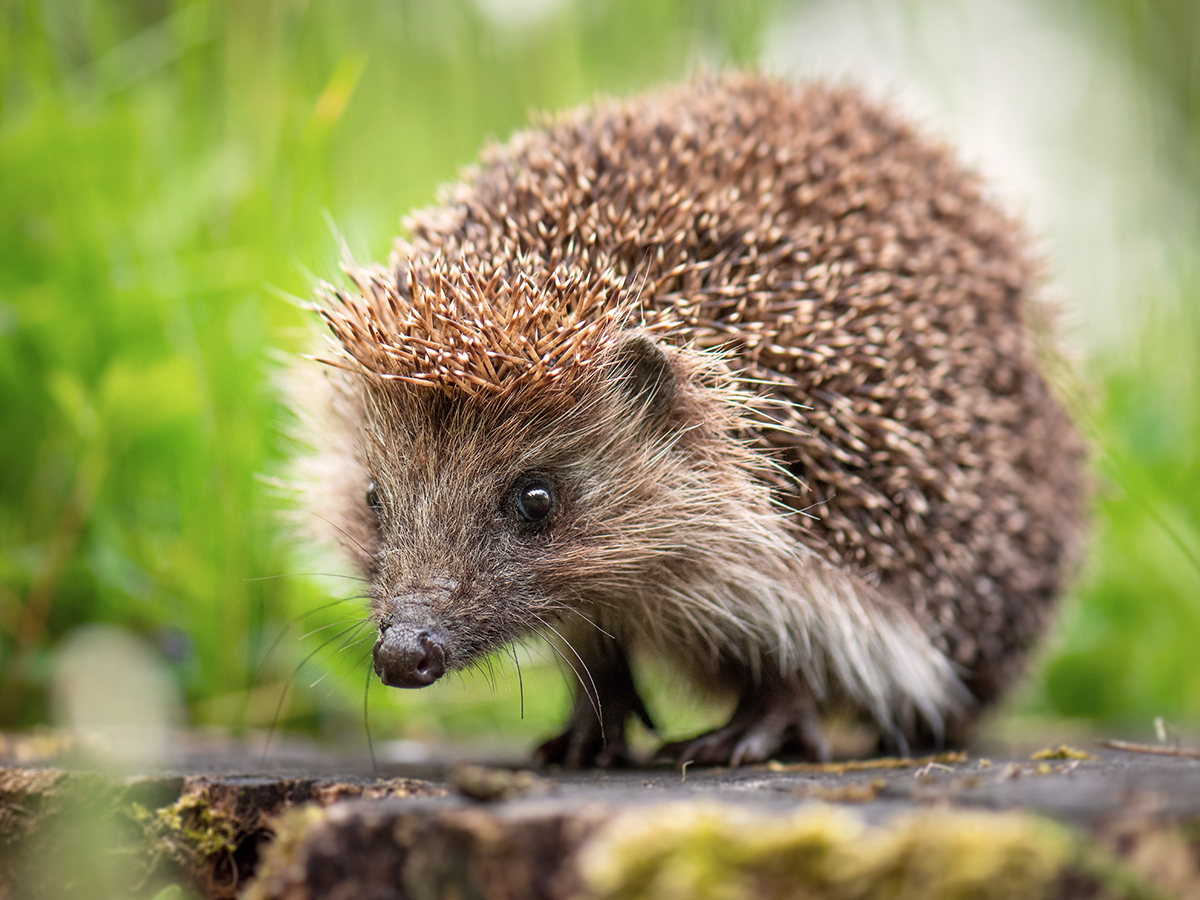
[366,481,382,515]
[516,482,554,523]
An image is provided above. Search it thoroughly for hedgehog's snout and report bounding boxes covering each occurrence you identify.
[373,621,447,688]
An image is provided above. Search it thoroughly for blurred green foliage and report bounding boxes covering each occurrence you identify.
[1020,0,1200,726]
[1034,275,1200,723]
[0,0,1198,750]
[0,0,771,745]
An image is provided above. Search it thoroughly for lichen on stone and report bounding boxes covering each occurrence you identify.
[579,802,1075,900]
[128,790,238,876]
[1030,745,1094,761]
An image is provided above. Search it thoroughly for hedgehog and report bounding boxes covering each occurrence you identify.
[295,72,1085,767]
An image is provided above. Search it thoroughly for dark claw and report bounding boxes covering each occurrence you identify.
[535,728,632,769]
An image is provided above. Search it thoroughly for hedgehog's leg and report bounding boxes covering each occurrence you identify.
[656,676,830,767]
[534,637,654,769]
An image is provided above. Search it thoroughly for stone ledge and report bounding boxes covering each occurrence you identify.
[2,746,1198,899]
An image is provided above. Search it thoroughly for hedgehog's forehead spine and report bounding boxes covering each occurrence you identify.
[317,251,645,402]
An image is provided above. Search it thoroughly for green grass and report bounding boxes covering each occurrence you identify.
[0,0,772,745]
[1,0,1198,750]
[1030,271,1200,724]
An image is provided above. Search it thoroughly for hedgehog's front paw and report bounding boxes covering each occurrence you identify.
[657,679,829,768]
[534,671,655,769]
[535,716,630,769]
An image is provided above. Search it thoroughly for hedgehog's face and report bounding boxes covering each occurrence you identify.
[355,333,688,689]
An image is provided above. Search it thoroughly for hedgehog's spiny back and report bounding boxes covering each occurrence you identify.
[384,73,1085,703]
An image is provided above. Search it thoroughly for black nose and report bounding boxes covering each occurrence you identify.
[373,626,447,688]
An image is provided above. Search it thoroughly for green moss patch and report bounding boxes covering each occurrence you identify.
[579,802,1163,900]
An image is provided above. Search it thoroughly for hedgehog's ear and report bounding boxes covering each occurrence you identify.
[609,333,677,428]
